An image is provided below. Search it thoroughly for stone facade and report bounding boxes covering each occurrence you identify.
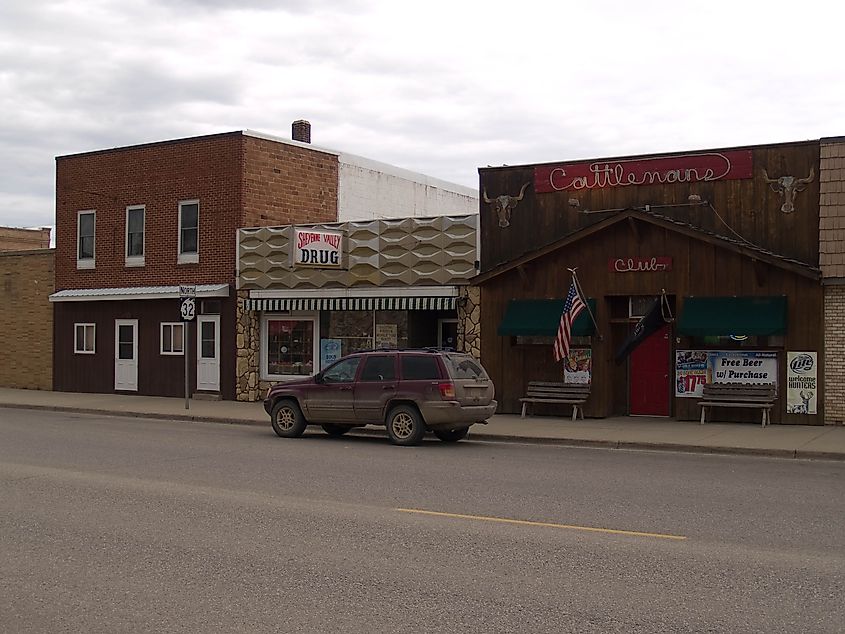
[0,249,54,390]
[821,139,845,424]
[458,285,481,359]
[235,291,261,402]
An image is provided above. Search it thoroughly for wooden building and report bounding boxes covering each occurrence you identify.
[474,140,825,424]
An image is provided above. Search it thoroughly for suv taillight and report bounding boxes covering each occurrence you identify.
[438,382,456,399]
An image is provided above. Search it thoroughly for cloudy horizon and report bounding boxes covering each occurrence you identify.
[2,0,843,232]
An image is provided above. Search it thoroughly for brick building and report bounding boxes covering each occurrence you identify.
[0,249,54,390]
[50,124,477,399]
[0,226,52,251]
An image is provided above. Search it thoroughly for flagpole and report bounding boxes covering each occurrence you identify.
[568,268,602,341]
[660,288,675,321]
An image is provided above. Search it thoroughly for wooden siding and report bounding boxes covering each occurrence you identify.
[53,297,237,399]
[478,219,824,424]
[479,141,820,273]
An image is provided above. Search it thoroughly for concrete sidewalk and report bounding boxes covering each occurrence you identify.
[1,387,844,460]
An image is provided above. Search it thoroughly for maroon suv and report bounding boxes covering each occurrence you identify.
[263,349,497,445]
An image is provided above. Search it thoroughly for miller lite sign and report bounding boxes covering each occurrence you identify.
[292,228,343,269]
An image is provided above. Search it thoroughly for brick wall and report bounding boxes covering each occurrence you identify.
[0,249,54,389]
[821,140,845,423]
[55,132,244,291]
[0,227,51,251]
[824,285,845,423]
[241,135,338,228]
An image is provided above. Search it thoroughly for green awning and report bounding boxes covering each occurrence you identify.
[677,296,787,336]
[498,298,596,337]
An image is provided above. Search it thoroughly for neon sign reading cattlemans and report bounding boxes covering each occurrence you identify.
[534,150,753,193]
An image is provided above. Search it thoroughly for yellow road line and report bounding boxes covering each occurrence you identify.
[396,508,686,541]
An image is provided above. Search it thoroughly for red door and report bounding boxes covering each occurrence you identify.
[629,324,671,416]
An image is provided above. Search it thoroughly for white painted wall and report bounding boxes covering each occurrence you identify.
[337,153,478,222]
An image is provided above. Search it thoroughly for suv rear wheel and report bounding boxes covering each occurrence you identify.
[271,399,307,438]
[433,426,470,442]
[386,405,425,446]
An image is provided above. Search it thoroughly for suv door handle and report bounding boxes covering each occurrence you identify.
[340,386,352,391]
[383,385,396,390]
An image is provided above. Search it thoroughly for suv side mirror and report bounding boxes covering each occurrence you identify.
[314,372,324,384]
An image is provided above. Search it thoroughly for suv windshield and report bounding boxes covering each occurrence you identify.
[444,354,488,379]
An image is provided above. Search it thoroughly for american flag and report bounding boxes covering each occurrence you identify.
[553,280,586,362]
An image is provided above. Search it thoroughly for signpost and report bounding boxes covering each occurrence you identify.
[179,285,196,409]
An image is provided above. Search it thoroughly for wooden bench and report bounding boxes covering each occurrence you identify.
[520,381,591,421]
[698,383,777,427]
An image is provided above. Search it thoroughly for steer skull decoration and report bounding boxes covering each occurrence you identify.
[761,167,815,214]
[482,182,530,228]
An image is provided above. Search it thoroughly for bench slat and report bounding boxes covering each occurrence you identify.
[521,381,590,421]
[699,382,776,427]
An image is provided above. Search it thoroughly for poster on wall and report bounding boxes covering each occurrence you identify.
[786,352,817,414]
[675,350,708,397]
[375,324,398,349]
[707,351,778,386]
[320,338,342,370]
[564,349,592,384]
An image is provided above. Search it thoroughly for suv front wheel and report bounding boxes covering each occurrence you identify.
[271,399,307,438]
[386,405,426,446]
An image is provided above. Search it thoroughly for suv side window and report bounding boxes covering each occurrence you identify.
[322,357,361,383]
[360,355,396,382]
[401,355,441,380]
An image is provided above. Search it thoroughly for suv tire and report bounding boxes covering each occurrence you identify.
[271,399,307,438]
[433,426,470,442]
[386,405,426,446]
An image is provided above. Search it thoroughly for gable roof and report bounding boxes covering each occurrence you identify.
[472,208,821,285]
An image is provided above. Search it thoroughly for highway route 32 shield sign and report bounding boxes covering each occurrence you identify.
[179,285,196,321]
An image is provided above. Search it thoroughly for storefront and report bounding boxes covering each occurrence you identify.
[234,215,478,401]
[475,140,824,424]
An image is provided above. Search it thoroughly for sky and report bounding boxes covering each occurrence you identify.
[1,0,844,232]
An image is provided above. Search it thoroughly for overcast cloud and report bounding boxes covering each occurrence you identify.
[1,0,843,230]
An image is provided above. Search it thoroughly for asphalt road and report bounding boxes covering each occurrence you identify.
[1,407,843,633]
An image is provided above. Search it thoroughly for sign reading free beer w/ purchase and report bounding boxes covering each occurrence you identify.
[293,228,343,268]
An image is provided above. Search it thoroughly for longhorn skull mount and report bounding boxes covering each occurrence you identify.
[761,167,815,214]
[483,182,530,228]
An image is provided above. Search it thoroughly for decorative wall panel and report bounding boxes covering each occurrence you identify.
[238,215,477,290]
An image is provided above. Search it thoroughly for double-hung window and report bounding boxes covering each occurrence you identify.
[74,323,95,354]
[77,210,95,269]
[126,205,145,266]
[178,200,199,264]
[161,323,185,355]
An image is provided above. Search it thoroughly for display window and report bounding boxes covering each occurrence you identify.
[261,313,318,379]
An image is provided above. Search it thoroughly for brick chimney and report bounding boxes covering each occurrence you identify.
[292,120,311,144]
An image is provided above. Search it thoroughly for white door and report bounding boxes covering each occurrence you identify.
[114,319,138,391]
[197,315,220,392]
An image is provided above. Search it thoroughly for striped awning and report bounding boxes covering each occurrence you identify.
[244,296,456,311]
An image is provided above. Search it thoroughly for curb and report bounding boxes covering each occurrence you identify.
[2,402,843,462]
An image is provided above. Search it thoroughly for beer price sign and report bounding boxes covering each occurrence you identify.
[292,228,343,268]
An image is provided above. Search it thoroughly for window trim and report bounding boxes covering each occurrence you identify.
[74,323,96,354]
[160,322,185,356]
[76,210,96,269]
[178,199,199,264]
[260,312,320,381]
[125,205,145,266]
